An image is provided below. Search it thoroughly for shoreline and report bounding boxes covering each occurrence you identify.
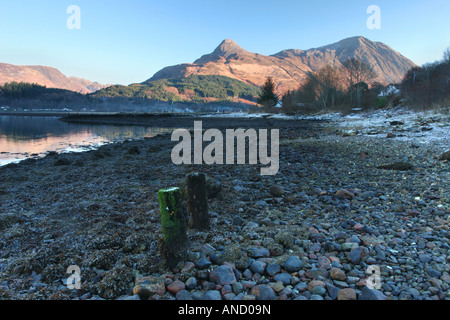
[0,113,449,301]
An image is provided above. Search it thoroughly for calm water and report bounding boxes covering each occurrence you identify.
[0,115,173,166]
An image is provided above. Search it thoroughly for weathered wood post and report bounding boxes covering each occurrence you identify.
[157,187,188,269]
[187,172,209,230]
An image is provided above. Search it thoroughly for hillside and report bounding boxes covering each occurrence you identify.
[0,63,109,94]
[149,37,418,94]
[92,75,261,104]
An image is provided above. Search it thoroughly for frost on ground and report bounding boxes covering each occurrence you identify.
[205,107,450,150]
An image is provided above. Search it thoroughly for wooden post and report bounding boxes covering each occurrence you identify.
[187,172,209,230]
[157,187,187,269]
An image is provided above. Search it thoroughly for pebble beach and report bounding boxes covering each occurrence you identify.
[0,110,449,301]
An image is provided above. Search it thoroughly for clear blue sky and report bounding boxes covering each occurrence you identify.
[0,0,449,85]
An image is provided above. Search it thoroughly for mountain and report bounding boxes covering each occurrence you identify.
[149,37,417,94]
[0,63,109,94]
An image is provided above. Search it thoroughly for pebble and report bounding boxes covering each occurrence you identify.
[209,265,237,286]
[284,256,303,272]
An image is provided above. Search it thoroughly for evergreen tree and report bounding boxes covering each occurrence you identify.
[258,76,279,112]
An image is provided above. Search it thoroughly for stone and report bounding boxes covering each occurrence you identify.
[210,265,237,286]
[250,285,276,300]
[377,162,413,171]
[341,242,359,251]
[195,258,212,269]
[336,189,355,199]
[311,286,326,296]
[133,276,165,300]
[176,290,193,300]
[426,268,442,279]
[308,280,325,292]
[266,264,281,277]
[338,288,357,300]
[185,277,197,290]
[203,290,222,300]
[232,282,244,294]
[271,281,285,293]
[274,273,292,286]
[326,283,339,300]
[438,150,450,161]
[359,286,386,300]
[330,268,347,281]
[270,185,285,197]
[249,247,270,258]
[348,247,365,264]
[167,280,185,294]
[283,256,303,272]
[250,260,266,274]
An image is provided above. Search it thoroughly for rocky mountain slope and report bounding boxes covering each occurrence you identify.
[0,63,108,94]
[149,37,417,94]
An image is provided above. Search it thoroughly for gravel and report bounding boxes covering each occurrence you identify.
[0,112,448,300]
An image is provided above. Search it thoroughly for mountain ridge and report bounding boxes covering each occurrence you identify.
[0,63,109,94]
[149,36,418,94]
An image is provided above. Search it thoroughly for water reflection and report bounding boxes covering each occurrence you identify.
[0,116,173,166]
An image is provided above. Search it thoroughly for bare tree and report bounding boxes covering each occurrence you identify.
[341,58,376,107]
[306,65,343,109]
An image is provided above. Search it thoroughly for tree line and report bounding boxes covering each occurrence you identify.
[259,47,450,114]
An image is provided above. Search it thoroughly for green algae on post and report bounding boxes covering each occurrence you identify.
[157,187,188,269]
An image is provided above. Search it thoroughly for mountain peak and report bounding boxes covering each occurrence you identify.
[213,39,245,55]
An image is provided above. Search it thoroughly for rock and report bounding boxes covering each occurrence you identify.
[326,283,339,300]
[338,288,357,300]
[341,242,359,251]
[209,251,225,265]
[205,176,222,198]
[176,290,193,300]
[283,256,303,273]
[203,290,222,300]
[390,121,404,126]
[438,150,450,161]
[308,280,325,292]
[426,267,442,279]
[386,132,396,138]
[266,264,281,277]
[133,276,165,300]
[250,285,276,300]
[377,162,413,171]
[250,260,266,274]
[232,282,244,294]
[359,286,386,300]
[249,247,270,258]
[127,146,141,155]
[336,189,355,199]
[210,265,237,286]
[269,185,284,197]
[271,281,285,293]
[167,280,185,294]
[311,286,326,296]
[418,254,432,263]
[348,247,365,265]
[54,158,71,166]
[330,268,347,281]
[274,273,292,286]
[185,277,197,290]
[195,258,212,269]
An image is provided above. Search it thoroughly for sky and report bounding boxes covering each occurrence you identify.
[0,0,449,85]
